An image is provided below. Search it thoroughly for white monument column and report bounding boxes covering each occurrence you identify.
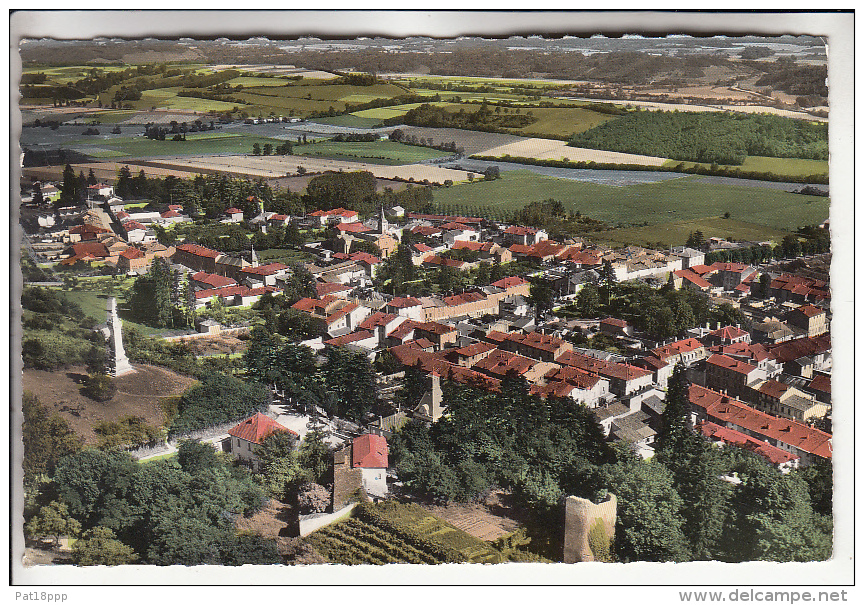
[107,297,135,377]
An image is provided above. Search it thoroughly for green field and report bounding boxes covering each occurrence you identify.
[255,248,316,264]
[597,217,791,248]
[296,140,450,165]
[351,101,458,120]
[53,280,177,336]
[663,156,829,180]
[137,87,240,112]
[66,132,285,158]
[433,170,829,245]
[507,106,618,138]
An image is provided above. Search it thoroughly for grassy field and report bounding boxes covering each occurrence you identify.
[296,140,450,165]
[136,87,239,112]
[255,248,316,264]
[66,132,286,158]
[597,217,792,248]
[433,170,829,245]
[309,114,384,128]
[351,101,459,120]
[663,156,829,180]
[509,106,618,138]
[52,277,178,336]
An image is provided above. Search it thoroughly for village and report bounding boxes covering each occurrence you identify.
[19,164,833,565]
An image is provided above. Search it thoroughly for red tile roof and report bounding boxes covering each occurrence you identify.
[316,281,353,297]
[71,242,109,258]
[407,213,482,224]
[453,240,492,252]
[706,353,758,376]
[709,325,749,340]
[757,379,790,400]
[443,291,487,306]
[350,252,382,265]
[122,220,147,231]
[228,413,297,444]
[241,262,290,276]
[689,385,831,459]
[505,226,538,235]
[491,276,528,290]
[359,312,401,331]
[808,374,831,394]
[324,330,376,347]
[600,317,629,328]
[557,350,652,381]
[506,331,569,355]
[161,210,181,218]
[176,243,221,258]
[651,338,705,362]
[455,341,497,358]
[352,434,389,468]
[336,222,372,233]
[423,255,466,268]
[119,247,145,260]
[70,224,110,235]
[793,304,825,318]
[413,243,433,253]
[698,421,799,467]
[543,365,603,390]
[192,271,237,289]
[675,269,712,289]
[411,225,443,237]
[471,349,538,377]
[765,336,831,364]
[225,207,243,214]
[440,222,475,231]
[388,296,422,309]
[416,321,457,336]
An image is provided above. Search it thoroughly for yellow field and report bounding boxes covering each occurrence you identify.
[480,138,668,166]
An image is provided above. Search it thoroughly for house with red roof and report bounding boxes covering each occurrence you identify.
[689,385,831,466]
[422,255,469,270]
[600,317,634,338]
[651,338,707,366]
[704,325,751,347]
[332,434,390,508]
[227,413,298,472]
[709,262,757,291]
[291,295,371,337]
[173,243,222,273]
[698,421,800,473]
[704,354,767,399]
[541,365,610,407]
[770,274,830,304]
[501,331,573,363]
[316,281,354,299]
[64,241,110,264]
[786,304,828,338]
[191,271,238,290]
[116,246,148,273]
[240,262,291,287]
[307,207,359,226]
[747,378,828,424]
[69,223,111,242]
[764,335,832,378]
[489,275,531,299]
[385,296,425,321]
[503,225,548,246]
[673,269,713,292]
[557,350,653,399]
[224,207,244,222]
[807,374,831,404]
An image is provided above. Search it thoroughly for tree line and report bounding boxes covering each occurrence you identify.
[568,110,828,166]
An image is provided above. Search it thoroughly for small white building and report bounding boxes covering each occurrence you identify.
[351,434,389,500]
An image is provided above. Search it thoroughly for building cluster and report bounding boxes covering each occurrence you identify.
[21,180,832,477]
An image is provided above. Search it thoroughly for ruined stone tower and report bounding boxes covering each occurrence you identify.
[106,297,135,377]
[563,493,617,563]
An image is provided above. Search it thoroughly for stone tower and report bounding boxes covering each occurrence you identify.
[106,297,135,377]
[563,493,617,563]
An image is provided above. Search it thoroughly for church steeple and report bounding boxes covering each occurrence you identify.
[379,205,389,234]
[250,242,259,267]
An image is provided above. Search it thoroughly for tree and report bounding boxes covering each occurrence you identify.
[576,283,601,318]
[72,526,138,566]
[263,143,273,156]
[22,392,81,482]
[655,364,728,559]
[256,432,307,500]
[297,427,331,484]
[86,168,98,186]
[322,346,378,422]
[252,143,261,156]
[297,482,330,514]
[177,439,220,475]
[58,163,81,208]
[170,372,271,435]
[25,501,82,548]
[599,461,690,562]
[529,277,555,320]
[82,373,117,402]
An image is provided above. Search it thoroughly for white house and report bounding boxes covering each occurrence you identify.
[227,413,298,472]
